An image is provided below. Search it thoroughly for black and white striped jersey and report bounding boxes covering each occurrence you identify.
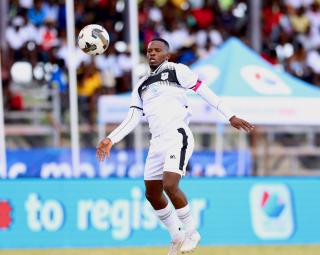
[107,61,235,144]
[131,61,198,137]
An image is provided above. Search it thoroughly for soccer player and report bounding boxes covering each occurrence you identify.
[96,38,254,254]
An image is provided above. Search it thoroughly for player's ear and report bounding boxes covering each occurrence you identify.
[166,53,171,61]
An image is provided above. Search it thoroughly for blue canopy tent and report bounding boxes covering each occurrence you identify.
[188,37,320,175]
[189,37,320,125]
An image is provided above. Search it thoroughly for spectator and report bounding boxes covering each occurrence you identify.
[28,0,46,26]
[287,42,311,82]
[306,47,320,75]
[6,16,27,52]
[78,64,103,123]
[262,0,283,37]
[43,0,58,23]
[38,19,59,61]
[289,7,310,34]
[191,0,214,29]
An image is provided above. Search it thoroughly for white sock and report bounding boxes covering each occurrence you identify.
[176,204,196,235]
[155,203,184,241]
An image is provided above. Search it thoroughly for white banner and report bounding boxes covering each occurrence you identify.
[98,95,320,126]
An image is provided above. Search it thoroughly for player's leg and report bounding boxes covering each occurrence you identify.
[144,180,184,238]
[162,171,196,233]
[163,127,200,253]
[144,139,185,255]
[144,180,167,210]
[162,171,187,207]
[162,172,200,254]
[145,180,185,255]
[163,127,197,231]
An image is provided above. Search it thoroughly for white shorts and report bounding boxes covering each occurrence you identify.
[144,126,194,180]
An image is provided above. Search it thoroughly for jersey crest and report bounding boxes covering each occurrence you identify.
[161,72,169,80]
[138,69,180,98]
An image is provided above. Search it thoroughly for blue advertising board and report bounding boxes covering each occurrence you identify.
[5,148,252,178]
[0,178,319,248]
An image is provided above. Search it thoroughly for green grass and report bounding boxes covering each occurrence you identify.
[1,246,320,255]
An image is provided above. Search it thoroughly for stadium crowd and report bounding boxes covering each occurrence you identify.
[3,0,320,124]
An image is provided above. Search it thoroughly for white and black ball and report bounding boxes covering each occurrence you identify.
[78,24,110,56]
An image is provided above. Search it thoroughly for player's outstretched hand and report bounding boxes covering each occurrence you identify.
[96,138,113,161]
[229,116,254,133]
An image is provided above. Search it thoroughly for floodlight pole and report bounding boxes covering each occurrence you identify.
[66,0,80,176]
[129,0,144,168]
[0,51,7,178]
[0,0,8,54]
[0,0,8,178]
[250,0,261,52]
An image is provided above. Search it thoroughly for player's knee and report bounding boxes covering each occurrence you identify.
[145,191,159,203]
[163,181,178,196]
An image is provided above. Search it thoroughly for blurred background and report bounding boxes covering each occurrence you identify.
[0,0,320,253]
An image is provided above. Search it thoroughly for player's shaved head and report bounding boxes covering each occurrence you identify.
[150,38,170,52]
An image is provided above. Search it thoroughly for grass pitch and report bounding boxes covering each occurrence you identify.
[1,246,320,255]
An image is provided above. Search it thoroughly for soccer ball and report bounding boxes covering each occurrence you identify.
[78,24,110,56]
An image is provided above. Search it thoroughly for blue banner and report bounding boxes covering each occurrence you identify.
[5,148,252,178]
[0,178,319,248]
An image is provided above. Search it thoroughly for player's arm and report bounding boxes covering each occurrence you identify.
[96,106,143,161]
[175,63,254,133]
[96,86,143,161]
[192,81,254,132]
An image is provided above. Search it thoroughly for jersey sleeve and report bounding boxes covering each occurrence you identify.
[107,79,145,144]
[175,63,199,89]
[195,82,235,120]
[107,107,143,144]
